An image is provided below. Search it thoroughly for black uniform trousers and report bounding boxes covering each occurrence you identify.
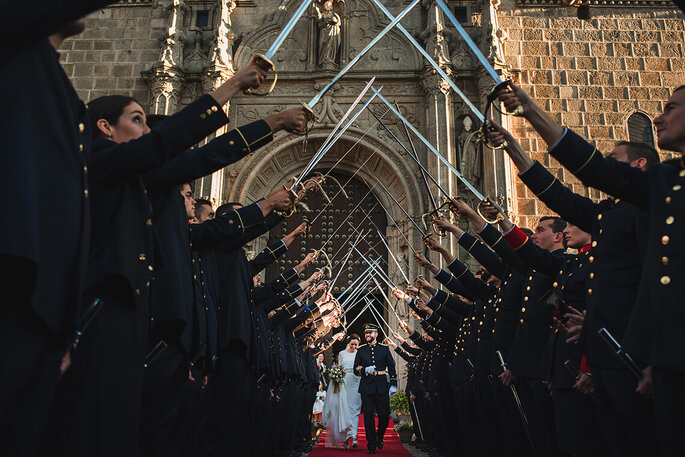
[361,392,390,449]
[517,377,558,457]
[491,380,532,457]
[0,306,62,457]
[652,367,685,456]
[140,340,201,457]
[592,367,658,457]
[41,284,147,457]
[202,343,254,457]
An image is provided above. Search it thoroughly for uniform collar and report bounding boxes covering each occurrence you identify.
[578,243,592,254]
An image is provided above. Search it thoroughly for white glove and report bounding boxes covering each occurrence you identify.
[364,365,376,375]
[389,386,397,395]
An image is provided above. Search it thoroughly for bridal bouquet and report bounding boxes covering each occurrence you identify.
[329,363,345,393]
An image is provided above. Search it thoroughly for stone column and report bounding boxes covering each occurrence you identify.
[419,1,457,262]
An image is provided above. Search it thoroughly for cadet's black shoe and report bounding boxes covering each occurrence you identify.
[377,440,384,449]
[367,450,375,454]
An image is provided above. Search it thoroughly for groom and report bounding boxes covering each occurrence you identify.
[354,324,397,454]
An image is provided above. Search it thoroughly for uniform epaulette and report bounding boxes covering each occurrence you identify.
[358,343,368,348]
[378,343,388,347]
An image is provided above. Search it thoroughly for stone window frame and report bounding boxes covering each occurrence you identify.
[625,109,656,147]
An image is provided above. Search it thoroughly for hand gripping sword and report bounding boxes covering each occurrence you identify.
[496,350,535,451]
[371,88,504,225]
[244,0,314,95]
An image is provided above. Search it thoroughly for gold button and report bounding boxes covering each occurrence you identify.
[78,123,85,133]
[666,196,672,204]
[139,253,147,261]
[520,319,524,324]
[599,229,603,235]
[662,235,670,245]
[588,289,593,295]
[589,256,594,263]
[83,166,88,174]
[136,289,141,295]
[553,281,558,288]
[150,317,155,321]
[206,109,213,115]
[589,272,595,279]
[666,216,675,225]
[79,144,84,152]
[662,256,669,265]
[211,106,218,112]
[229,140,235,146]
[521,307,526,313]
[660,276,671,285]
[200,113,206,119]
[228,219,234,224]
[148,265,154,271]
[526,286,531,291]
[591,241,597,247]
[524,296,529,301]
[528,276,533,280]
[597,214,602,220]
[84,189,89,198]
[146,219,152,227]
[680,169,685,177]
[674,185,682,191]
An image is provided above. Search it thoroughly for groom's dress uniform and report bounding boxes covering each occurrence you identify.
[354,329,397,453]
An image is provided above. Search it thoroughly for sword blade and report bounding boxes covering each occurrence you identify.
[396,101,439,212]
[435,0,502,84]
[360,161,427,237]
[306,0,421,108]
[368,108,451,201]
[372,88,486,201]
[265,0,314,59]
[371,0,484,122]
[295,88,381,189]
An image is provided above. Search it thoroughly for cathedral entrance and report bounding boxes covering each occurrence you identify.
[266,171,391,345]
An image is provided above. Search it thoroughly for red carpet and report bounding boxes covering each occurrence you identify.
[308,414,412,456]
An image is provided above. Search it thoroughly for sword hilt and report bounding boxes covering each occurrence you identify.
[490,80,525,117]
[292,100,315,136]
[242,53,278,96]
[477,197,504,225]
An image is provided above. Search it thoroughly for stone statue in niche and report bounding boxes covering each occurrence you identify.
[157,0,188,68]
[458,116,482,190]
[314,0,342,69]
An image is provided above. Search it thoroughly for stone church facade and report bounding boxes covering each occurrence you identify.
[62,0,684,377]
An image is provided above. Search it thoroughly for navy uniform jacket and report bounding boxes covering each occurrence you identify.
[141,118,273,352]
[86,95,228,320]
[480,224,562,378]
[212,212,284,358]
[0,35,99,334]
[519,160,648,369]
[353,342,397,395]
[549,129,685,371]
[508,230,592,389]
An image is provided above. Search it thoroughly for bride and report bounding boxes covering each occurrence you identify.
[322,335,362,448]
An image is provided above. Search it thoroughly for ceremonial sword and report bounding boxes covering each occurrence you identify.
[371,88,503,224]
[598,328,643,380]
[496,350,534,451]
[246,0,314,95]
[433,0,524,123]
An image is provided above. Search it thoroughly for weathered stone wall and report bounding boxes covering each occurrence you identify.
[60,3,161,103]
[497,1,685,228]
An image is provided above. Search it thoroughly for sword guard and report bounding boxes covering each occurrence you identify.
[242,53,278,96]
[490,80,525,117]
[477,198,504,225]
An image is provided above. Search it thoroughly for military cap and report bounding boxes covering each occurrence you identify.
[363,323,379,333]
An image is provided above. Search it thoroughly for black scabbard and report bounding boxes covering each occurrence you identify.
[66,298,104,351]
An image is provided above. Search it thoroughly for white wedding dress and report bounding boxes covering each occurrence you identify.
[339,349,362,440]
[321,350,362,447]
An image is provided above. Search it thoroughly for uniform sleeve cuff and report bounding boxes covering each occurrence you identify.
[502,225,528,250]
